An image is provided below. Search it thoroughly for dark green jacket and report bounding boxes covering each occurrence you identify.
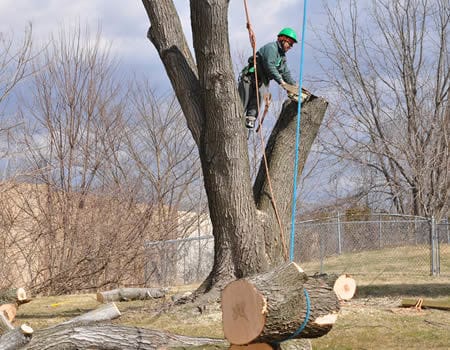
[247,41,296,86]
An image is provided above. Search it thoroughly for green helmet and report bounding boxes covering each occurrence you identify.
[278,27,298,43]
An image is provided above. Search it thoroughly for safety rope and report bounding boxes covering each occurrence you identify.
[243,0,288,261]
[290,0,308,262]
[272,288,311,344]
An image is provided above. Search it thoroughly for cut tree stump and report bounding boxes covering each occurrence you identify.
[60,302,121,325]
[0,306,16,323]
[0,289,28,306]
[21,324,224,350]
[221,262,340,345]
[96,287,167,303]
[0,324,33,350]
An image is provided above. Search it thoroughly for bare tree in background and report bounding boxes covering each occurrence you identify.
[124,80,206,285]
[0,25,34,174]
[316,0,449,220]
[0,25,142,294]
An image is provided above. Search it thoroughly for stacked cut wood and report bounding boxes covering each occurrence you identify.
[221,262,356,346]
[96,287,168,303]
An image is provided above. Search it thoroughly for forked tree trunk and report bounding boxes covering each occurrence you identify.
[141,0,328,292]
[221,262,339,345]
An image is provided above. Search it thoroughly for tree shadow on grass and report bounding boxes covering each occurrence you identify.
[356,283,450,298]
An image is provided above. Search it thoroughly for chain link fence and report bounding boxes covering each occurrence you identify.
[294,214,448,278]
[144,214,449,286]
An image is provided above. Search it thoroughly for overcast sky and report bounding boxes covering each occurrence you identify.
[0,1,334,91]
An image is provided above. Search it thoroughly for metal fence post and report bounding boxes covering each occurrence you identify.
[337,212,342,255]
[378,213,382,249]
[430,216,440,276]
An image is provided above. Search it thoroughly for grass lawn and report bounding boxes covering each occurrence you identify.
[13,246,450,349]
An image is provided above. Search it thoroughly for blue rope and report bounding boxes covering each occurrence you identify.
[272,288,311,344]
[290,0,308,262]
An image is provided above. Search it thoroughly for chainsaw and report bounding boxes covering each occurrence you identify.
[282,83,313,104]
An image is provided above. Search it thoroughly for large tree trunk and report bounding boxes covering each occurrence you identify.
[141,0,327,292]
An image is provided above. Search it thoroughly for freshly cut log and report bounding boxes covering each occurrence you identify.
[21,324,224,350]
[0,312,14,333]
[333,275,356,301]
[221,262,340,345]
[0,306,16,323]
[0,289,28,305]
[0,324,33,350]
[96,287,167,303]
[60,302,121,325]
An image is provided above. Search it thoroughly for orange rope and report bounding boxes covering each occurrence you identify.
[243,0,288,261]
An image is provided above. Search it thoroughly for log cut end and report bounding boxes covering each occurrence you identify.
[221,279,267,345]
[16,288,28,303]
[333,275,356,301]
[20,324,33,335]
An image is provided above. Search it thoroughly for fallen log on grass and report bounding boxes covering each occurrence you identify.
[21,324,224,350]
[333,274,356,301]
[309,273,356,301]
[60,302,121,325]
[0,289,29,306]
[96,287,168,303]
[0,324,33,350]
[221,262,340,345]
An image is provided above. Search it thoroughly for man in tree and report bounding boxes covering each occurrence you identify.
[142,0,328,293]
[239,27,298,129]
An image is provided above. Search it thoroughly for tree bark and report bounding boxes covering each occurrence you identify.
[22,324,224,350]
[221,262,339,345]
[254,97,328,262]
[0,324,33,350]
[96,288,167,303]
